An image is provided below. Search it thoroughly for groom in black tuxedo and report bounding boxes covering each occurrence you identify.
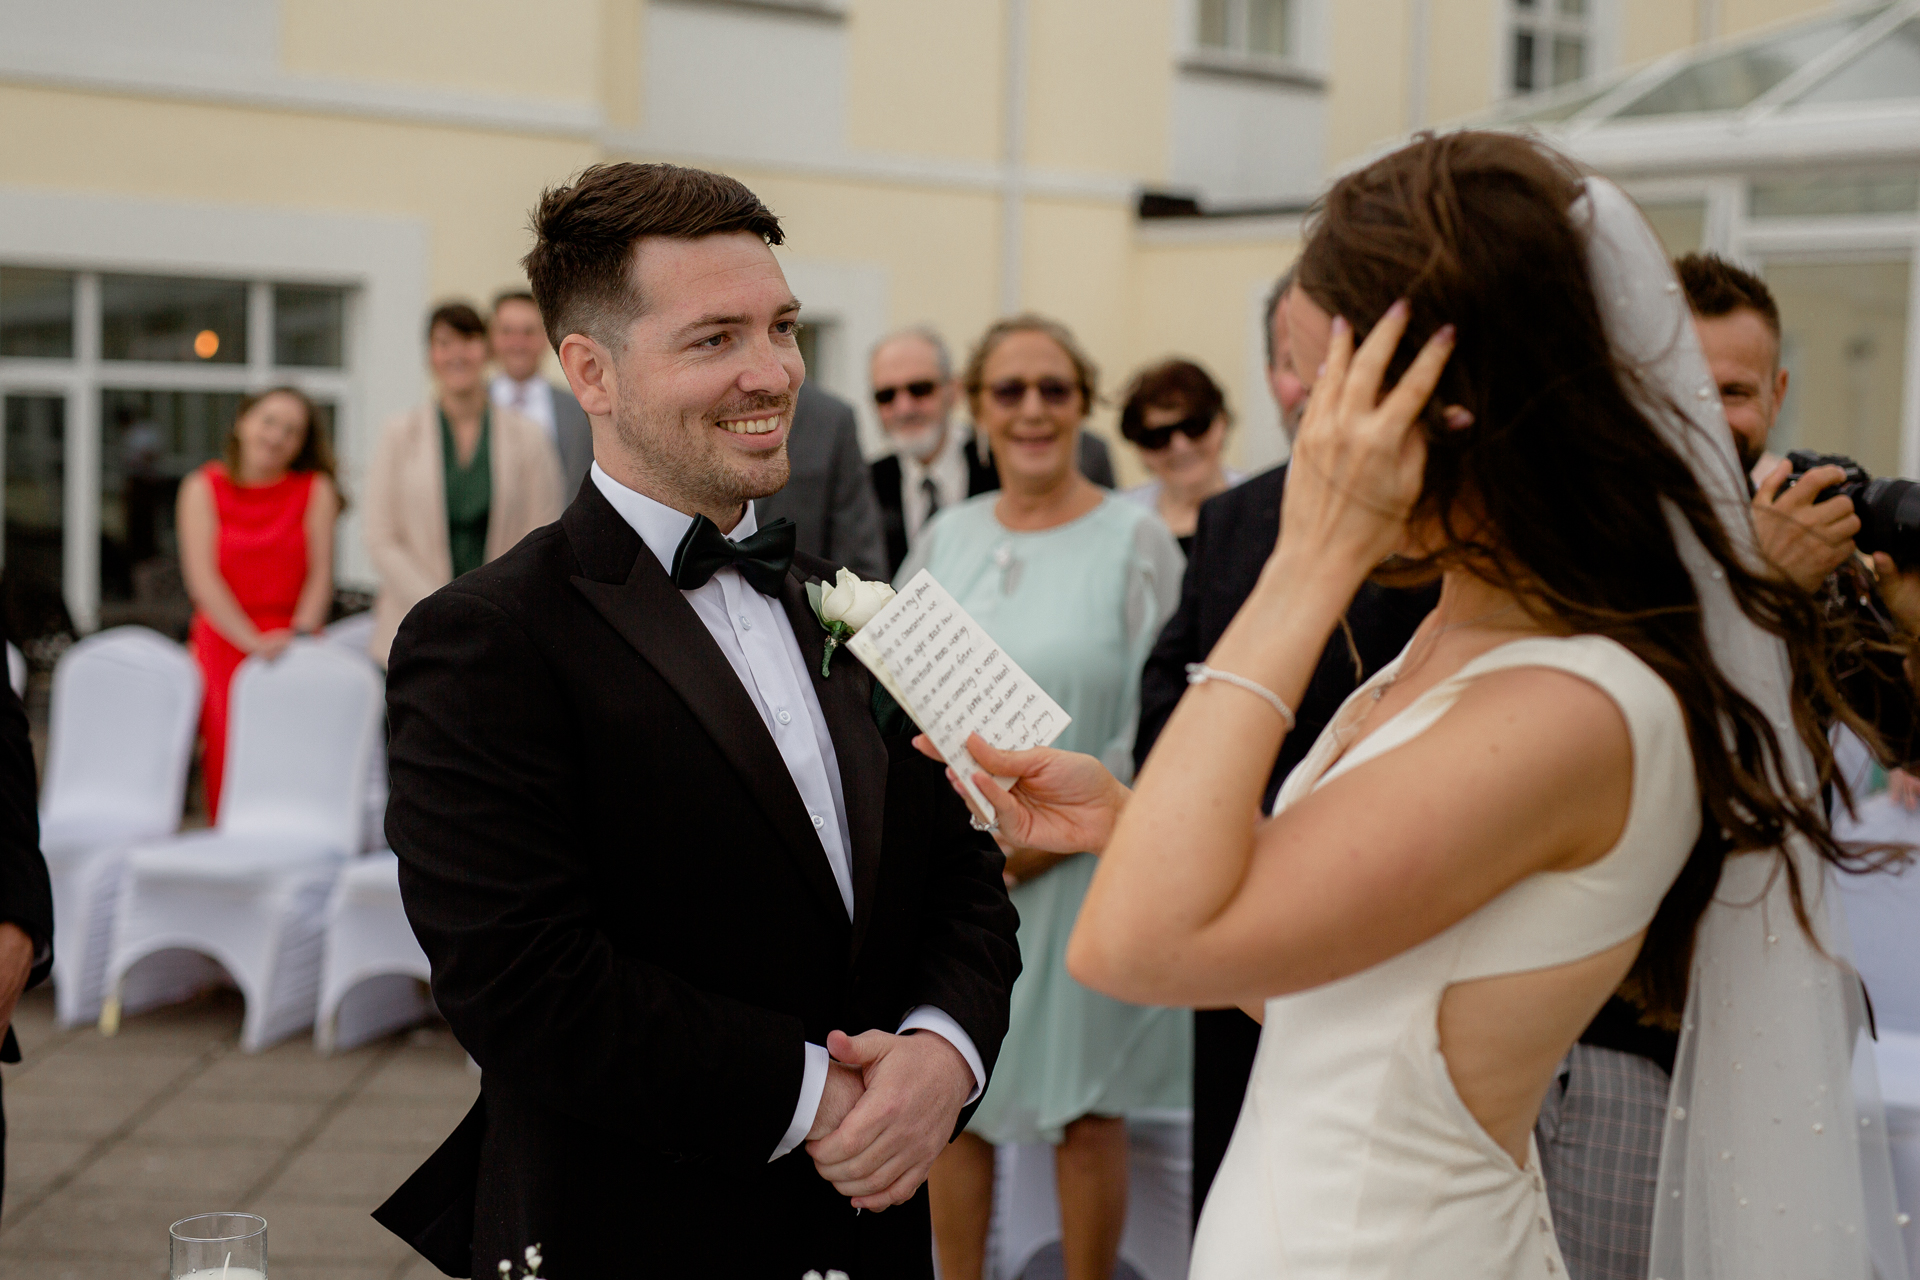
[374,162,1020,1278]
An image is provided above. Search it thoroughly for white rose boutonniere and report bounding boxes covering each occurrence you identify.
[807,568,895,677]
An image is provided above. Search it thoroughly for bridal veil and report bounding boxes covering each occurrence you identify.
[1573,175,1909,1278]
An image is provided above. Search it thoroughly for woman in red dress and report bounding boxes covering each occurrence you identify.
[177,387,342,819]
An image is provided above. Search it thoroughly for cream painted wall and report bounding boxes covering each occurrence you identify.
[1713,0,1836,40]
[0,83,596,343]
[1620,0,1696,66]
[1019,196,1141,467]
[1427,0,1500,127]
[847,0,1003,163]
[1026,0,1173,178]
[1619,0,1829,64]
[1131,231,1301,479]
[732,169,1002,341]
[1327,1,1410,167]
[604,0,643,130]
[281,0,603,106]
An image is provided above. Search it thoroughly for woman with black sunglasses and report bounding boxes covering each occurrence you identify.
[900,314,1188,1280]
[1118,359,1246,556]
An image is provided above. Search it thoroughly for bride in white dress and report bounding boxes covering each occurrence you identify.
[925,131,1908,1278]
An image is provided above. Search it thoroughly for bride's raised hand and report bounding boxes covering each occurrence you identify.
[912,733,1130,855]
[1274,300,1456,582]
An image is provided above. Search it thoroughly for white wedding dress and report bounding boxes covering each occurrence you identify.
[1189,634,1700,1279]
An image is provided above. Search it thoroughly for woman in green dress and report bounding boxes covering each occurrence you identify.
[363,301,562,667]
[904,314,1187,1280]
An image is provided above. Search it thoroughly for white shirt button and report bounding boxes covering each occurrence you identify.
[777,709,793,725]
[810,813,825,830]
[739,615,753,631]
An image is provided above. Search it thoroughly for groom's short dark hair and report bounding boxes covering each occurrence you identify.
[522,162,785,351]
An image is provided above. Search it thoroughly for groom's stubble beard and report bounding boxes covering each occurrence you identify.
[612,389,795,517]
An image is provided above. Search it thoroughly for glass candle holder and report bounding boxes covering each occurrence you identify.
[170,1212,267,1280]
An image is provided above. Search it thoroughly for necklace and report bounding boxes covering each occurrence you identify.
[1367,601,1522,704]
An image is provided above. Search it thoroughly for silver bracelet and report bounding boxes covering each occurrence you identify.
[1186,663,1297,730]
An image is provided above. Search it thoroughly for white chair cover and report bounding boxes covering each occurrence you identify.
[7,641,24,698]
[105,640,382,1052]
[323,612,388,853]
[39,627,200,1027]
[992,1113,1192,1280]
[315,851,434,1053]
[1832,788,1920,1276]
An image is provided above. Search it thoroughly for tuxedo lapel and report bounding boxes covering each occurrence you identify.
[779,571,888,959]
[566,493,850,931]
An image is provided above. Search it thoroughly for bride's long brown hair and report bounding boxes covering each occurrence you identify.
[1295,130,1886,1024]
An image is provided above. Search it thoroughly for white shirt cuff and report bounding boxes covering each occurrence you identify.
[898,1004,985,1105]
[771,1041,831,1162]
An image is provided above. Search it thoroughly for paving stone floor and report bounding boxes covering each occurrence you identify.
[0,985,475,1280]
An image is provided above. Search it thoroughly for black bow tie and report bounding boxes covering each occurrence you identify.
[669,513,797,596]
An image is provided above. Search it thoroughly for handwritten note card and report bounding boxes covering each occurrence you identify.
[847,569,1071,825]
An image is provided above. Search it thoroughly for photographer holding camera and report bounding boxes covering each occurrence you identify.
[1686,255,1920,607]
[1535,253,1920,1280]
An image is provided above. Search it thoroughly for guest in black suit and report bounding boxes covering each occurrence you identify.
[1132,273,1435,1225]
[0,682,53,1211]
[374,163,1020,1279]
[868,327,1116,578]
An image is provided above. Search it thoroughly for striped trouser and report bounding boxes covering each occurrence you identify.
[1534,1043,1674,1280]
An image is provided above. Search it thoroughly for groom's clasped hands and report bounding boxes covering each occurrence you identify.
[805,1027,976,1211]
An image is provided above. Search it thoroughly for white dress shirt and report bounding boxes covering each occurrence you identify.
[491,372,558,443]
[900,422,974,545]
[589,463,984,1161]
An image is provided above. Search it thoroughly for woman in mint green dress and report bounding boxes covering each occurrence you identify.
[904,315,1187,1280]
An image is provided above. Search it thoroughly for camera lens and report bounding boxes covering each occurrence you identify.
[1859,477,1920,569]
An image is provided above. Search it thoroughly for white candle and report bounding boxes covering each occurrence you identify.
[176,1270,266,1280]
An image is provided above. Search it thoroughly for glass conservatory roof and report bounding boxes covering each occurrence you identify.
[1498,1,1920,131]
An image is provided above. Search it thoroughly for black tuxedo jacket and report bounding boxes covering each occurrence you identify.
[1132,463,1436,1222]
[373,481,1020,1278]
[1134,463,1439,805]
[0,681,50,1064]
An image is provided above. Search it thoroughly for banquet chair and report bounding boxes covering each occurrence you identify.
[39,627,200,1028]
[101,639,382,1052]
[993,1111,1192,1280]
[322,611,388,853]
[315,849,434,1053]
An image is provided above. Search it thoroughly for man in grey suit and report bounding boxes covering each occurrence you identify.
[756,380,889,581]
[491,290,595,501]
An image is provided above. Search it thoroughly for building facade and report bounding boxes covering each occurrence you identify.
[0,0,1882,634]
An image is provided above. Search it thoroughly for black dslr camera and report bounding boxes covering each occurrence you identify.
[1785,449,1920,569]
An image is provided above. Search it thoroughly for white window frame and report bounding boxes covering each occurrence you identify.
[0,271,355,633]
[1184,0,1322,85]
[1503,0,1600,99]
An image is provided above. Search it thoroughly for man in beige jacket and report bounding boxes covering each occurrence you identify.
[364,301,563,667]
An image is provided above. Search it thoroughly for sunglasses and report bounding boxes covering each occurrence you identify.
[1124,411,1215,451]
[873,380,939,406]
[986,377,1079,409]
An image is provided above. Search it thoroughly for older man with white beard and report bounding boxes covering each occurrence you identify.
[867,327,1115,578]
[866,329,993,578]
